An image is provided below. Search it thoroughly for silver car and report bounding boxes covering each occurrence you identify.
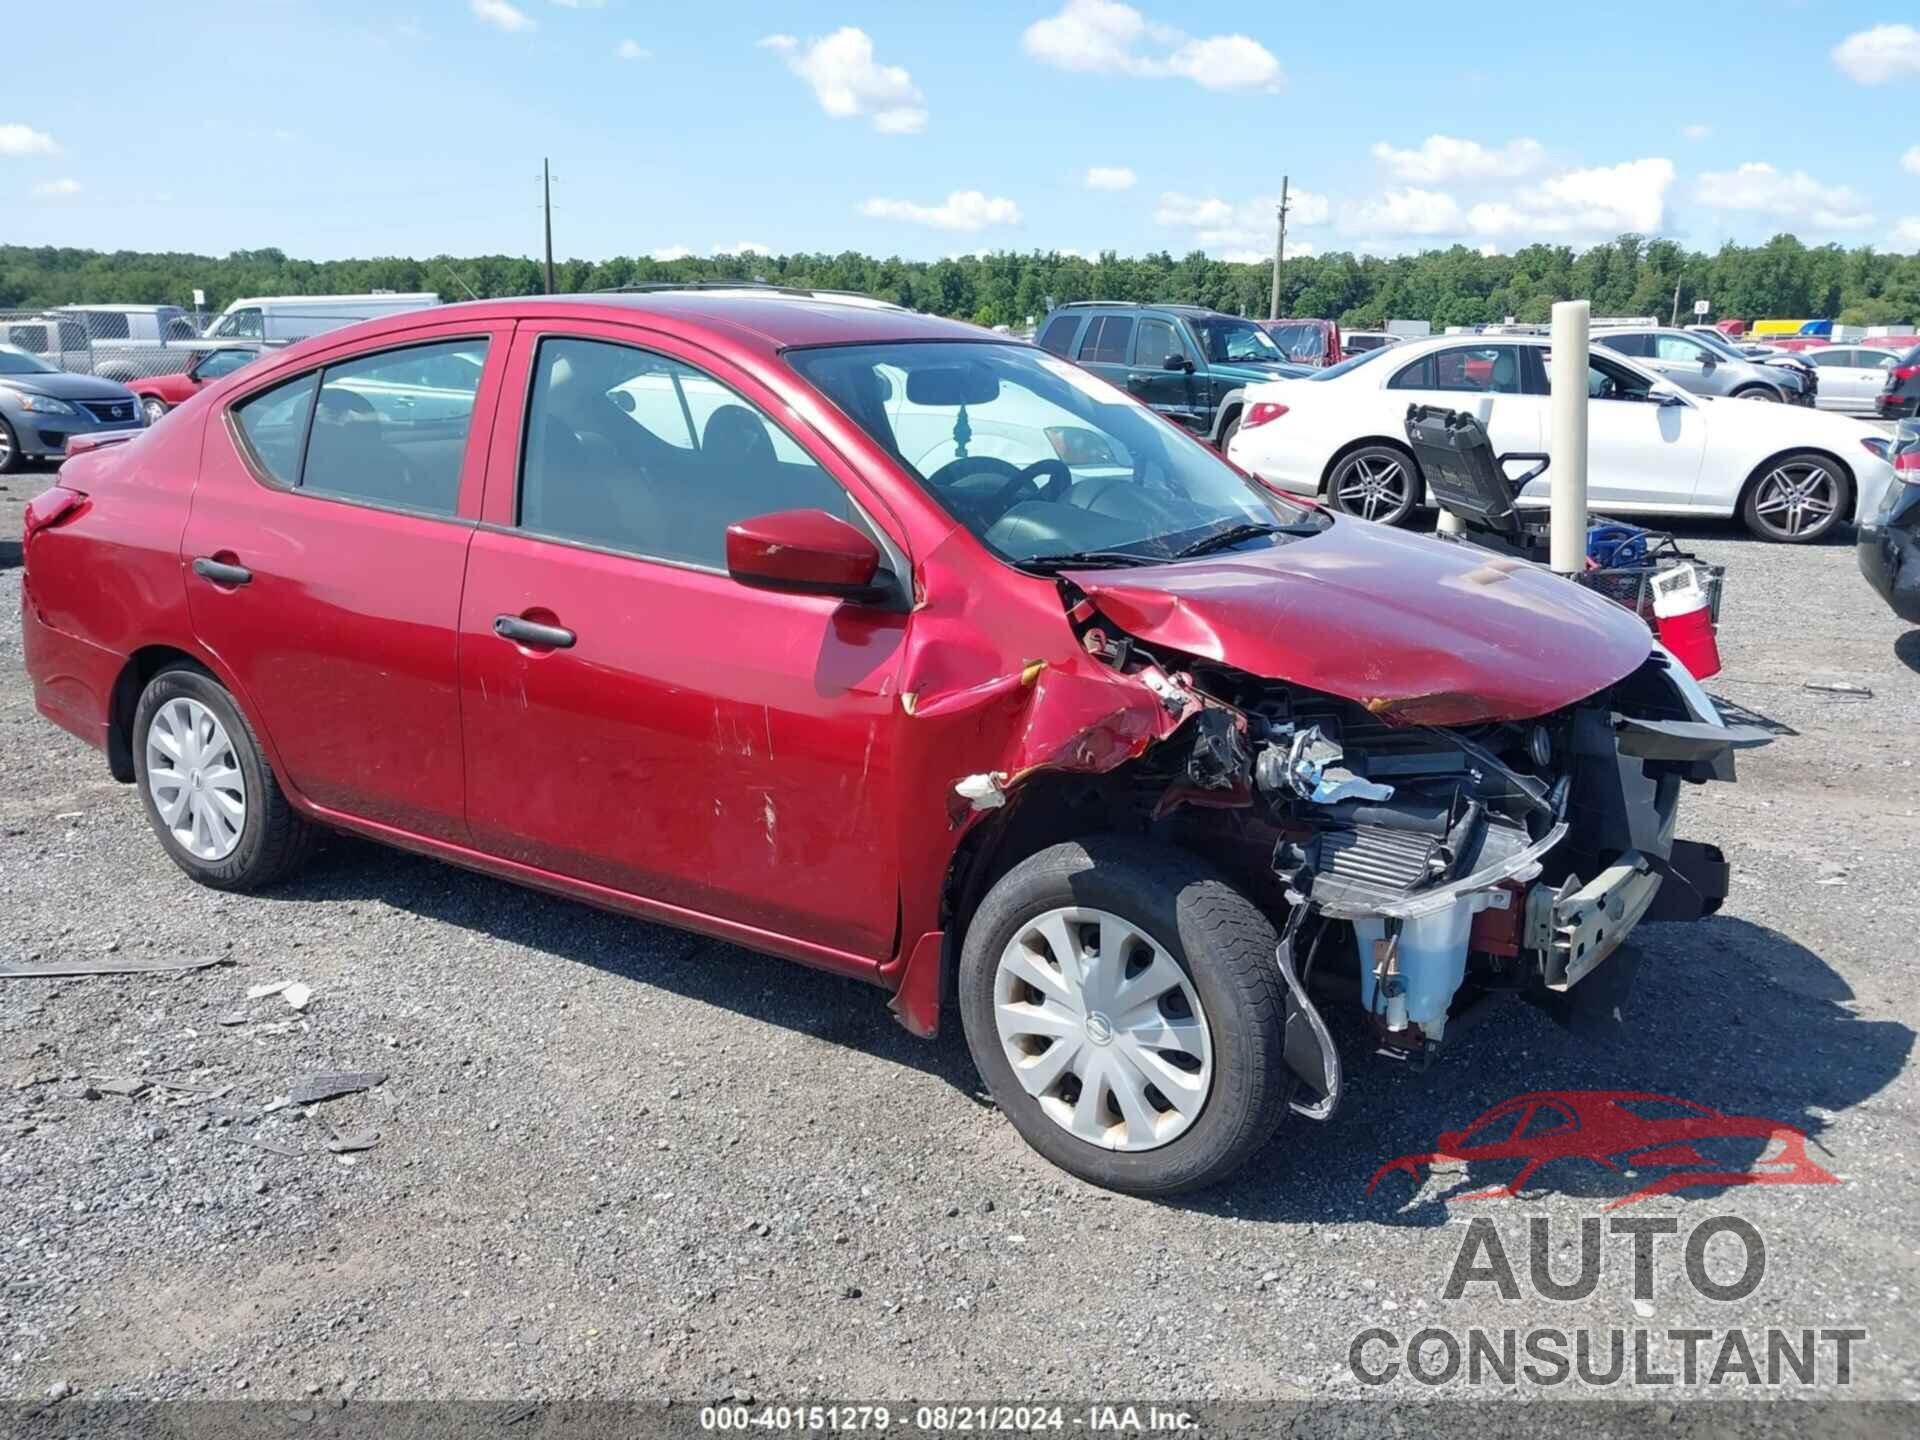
[1594,326,1806,404]
[1806,345,1905,415]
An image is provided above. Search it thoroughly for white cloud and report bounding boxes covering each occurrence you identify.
[0,123,59,157]
[470,0,535,33]
[648,246,694,262]
[768,28,926,134]
[32,177,82,199]
[1351,187,1462,235]
[859,191,1021,232]
[1832,23,1920,86]
[1221,250,1268,265]
[1903,146,1920,177]
[1370,134,1546,184]
[1155,188,1328,250]
[549,0,604,7]
[1681,123,1712,142]
[1466,157,1674,237]
[1696,162,1873,230]
[1084,166,1137,191]
[616,39,650,61]
[1894,217,1920,250]
[1022,0,1282,93]
[716,241,771,256]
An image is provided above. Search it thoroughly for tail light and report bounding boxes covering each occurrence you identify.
[1896,449,1920,475]
[22,485,89,543]
[1243,401,1289,429]
[1892,365,1920,386]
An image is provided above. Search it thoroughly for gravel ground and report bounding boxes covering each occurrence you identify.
[1,455,1916,1415]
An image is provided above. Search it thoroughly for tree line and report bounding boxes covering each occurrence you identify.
[5,232,1917,330]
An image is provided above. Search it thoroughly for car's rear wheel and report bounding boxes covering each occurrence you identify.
[0,417,20,474]
[1216,412,1241,455]
[141,397,168,425]
[132,664,317,890]
[958,837,1290,1196]
[1327,443,1418,525]
[1741,451,1849,543]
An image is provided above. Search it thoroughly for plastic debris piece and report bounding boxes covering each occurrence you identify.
[282,982,313,1012]
[953,773,1008,811]
[323,1120,380,1154]
[287,1072,387,1106]
[1803,680,1872,698]
[90,1077,150,1098]
[1283,726,1395,805]
[246,981,291,1000]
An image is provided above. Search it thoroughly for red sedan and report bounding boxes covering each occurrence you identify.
[22,289,1745,1194]
[125,344,267,425]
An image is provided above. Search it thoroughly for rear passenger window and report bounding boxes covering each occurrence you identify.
[233,372,320,486]
[1598,332,1649,357]
[1078,316,1135,365]
[518,337,865,570]
[1037,314,1081,357]
[298,340,486,516]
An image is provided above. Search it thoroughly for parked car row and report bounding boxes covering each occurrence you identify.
[1224,333,1896,543]
[0,345,146,473]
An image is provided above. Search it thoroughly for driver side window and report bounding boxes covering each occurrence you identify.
[516,337,867,571]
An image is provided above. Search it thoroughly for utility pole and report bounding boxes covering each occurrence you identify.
[1269,175,1290,320]
[1670,280,1681,327]
[542,158,556,296]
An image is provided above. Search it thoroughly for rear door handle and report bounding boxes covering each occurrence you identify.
[494,614,576,649]
[192,557,252,586]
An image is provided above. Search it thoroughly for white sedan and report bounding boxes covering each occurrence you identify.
[1226,334,1896,543]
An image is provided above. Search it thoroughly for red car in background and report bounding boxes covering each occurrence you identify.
[1261,318,1342,368]
[22,288,1749,1196]
[125,344,266,425]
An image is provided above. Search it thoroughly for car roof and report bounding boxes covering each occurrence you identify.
[1053,301,1233,318]
[53,303,181,313]
[335,289,1000,354]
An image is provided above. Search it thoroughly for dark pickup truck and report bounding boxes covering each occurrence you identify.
[1035,301,1309,448]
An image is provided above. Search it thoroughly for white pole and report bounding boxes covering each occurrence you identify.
[1549,299,1590,574]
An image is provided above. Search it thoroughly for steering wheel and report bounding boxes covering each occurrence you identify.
[925,455,1074,522]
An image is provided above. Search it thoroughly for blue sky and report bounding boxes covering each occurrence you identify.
[7,2,1920,262]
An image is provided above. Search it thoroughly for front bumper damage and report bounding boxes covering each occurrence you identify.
[949,595,1768,1121]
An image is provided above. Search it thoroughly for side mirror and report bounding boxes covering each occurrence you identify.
[1648,382,1687,407]
[725,508,884,599]
[1700,355,1717,373]
[1163,354,1192,372]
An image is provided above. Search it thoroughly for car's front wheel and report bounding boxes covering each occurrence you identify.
[1327,443,1418,525]
[132,664,318,890]
[141,397,168,425]
[1732,385,1781,402]
[958,837,1290,1196]
[0,417,20,474]
[1741,451,1850,543]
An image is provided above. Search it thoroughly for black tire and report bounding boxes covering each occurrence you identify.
[1739,450,1851,544]
[1325,442,1419,526]
[1731,385,1781,403]
[1216,412,1241,455]
[131,663,318,890]
[957,837,1290,1196]
[0,417,21,474]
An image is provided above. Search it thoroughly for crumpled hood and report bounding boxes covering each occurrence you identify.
[1067,519,1653,726]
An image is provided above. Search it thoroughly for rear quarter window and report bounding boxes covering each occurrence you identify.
[1037,313,1081,357]
[232,373,320,485]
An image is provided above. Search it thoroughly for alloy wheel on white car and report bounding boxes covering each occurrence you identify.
[1330,448,1415,525]
[1747,457,1842,542]
[145,696,247,861]
[992,906,1213,1151]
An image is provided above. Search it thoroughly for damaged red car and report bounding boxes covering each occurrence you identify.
[21,289,1760,1194]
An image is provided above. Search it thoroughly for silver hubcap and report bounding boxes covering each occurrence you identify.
[0,424,12,464]
[1335,454,1409,522]
[1752,461,1838,539]
[1738,389,1778,401]
[993,907,1213,1152]
[143,399,166,424]
[145,697,246,861]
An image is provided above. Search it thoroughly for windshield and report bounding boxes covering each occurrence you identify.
[787,341,1323,565]
[0,348,57,375]
[1308,346,1395,381]
[1690,330,1746,361]
[1264,323,1329,363]
[1189,316,1286,364]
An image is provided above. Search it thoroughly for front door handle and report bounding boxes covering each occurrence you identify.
[494,614,576,649]
[192,556,252,586]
